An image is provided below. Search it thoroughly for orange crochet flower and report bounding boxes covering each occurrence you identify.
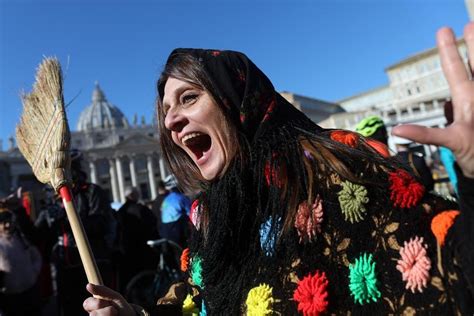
[366,139,390,158]
[431,210,460,246]
[330,130,359,148]
[181,248,190,272]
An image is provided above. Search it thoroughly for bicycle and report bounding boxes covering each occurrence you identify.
[124,238,183,311]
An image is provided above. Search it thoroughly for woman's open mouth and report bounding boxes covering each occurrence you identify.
[182,132,212,160]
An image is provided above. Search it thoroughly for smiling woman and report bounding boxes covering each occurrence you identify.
[83,25,474,315]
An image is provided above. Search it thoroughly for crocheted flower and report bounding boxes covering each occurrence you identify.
[181,248,190,272]
[293,270,329,315]
[264,155,283,188]
[330,130,359,148]
[190,256,203,288]
[294,196,324,243]
[182,294,199,315]
[200,300,207,316]
[337,181,369,223]
[259,217,281,256]
[190,199,201,229]
[349,253,381,305]
[431,210,460,246]
[396,236,431,293]
[389,169,425,208]
[245,283,274,316]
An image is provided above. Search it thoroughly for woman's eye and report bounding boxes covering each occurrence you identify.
[181,93,198,105]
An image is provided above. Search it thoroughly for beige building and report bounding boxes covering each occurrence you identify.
[320,37,468,155]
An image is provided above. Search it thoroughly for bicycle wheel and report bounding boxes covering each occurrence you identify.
[124,270,158,311]
[125,268,179,311]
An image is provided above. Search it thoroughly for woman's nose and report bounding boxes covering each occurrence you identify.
[164,108,188,132]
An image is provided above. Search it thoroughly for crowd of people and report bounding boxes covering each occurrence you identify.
[0,152,192,316]
[1,22,473,316]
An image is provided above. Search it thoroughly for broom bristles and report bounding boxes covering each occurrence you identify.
[16,58,71,191]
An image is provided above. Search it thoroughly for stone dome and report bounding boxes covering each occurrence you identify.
[77,83,129,131]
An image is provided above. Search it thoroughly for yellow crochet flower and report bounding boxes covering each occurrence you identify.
[245,283,274,316]
[182,294,199,316]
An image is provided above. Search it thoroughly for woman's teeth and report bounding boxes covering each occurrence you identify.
[182,132,205,144]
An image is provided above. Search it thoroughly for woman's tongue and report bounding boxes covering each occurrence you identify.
[186,134,212,160]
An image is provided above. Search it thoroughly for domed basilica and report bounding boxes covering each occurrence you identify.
[70,83,167,203]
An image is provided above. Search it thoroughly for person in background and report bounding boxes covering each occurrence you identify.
[116,187,158,292]
[151,180,169,236]
[159,175,191,248]
[356,115,434,192]
[0,208,42,316]
[393,136,435,192]
[55,149,118,316]
[354,115,391,157]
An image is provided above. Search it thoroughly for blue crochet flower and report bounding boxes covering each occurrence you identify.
[259,217,281,256]
[200,300,207,316]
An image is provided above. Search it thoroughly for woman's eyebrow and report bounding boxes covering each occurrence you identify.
[163,86,192,109]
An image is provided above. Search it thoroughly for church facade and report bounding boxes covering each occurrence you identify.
[72,83,167,203]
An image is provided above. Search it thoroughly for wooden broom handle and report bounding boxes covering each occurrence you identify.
[59,186,103,285]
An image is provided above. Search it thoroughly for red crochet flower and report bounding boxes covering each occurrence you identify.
[264,153,284,188]
[389,169,425,208]
[330,130,359,148]
[189,199,201,230]
[293,271,329,316]
[294,197,324,243]
[180,248,190,272]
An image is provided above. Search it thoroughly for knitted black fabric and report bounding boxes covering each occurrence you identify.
[160,49,473,315]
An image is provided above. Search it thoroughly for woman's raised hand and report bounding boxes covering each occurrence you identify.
[83,283,136,316]
[392,22,474,178]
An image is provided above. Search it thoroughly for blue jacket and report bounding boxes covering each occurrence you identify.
[160,191,191,224]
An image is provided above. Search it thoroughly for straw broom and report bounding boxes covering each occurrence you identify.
[16,58,103,286]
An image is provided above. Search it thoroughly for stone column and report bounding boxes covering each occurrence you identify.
[147,155,157,200]
[159,157,167,179]
[116,157,125,202]
[89,161,98,184]
[129,157,138,187]
[108,159,120,203]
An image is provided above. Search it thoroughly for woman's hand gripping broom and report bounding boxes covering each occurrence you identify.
[16,58,103,286]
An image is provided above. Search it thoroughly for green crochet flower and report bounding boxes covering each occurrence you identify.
[349,253,381,305]
[191,256,203,288]
[338,181,369,223]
